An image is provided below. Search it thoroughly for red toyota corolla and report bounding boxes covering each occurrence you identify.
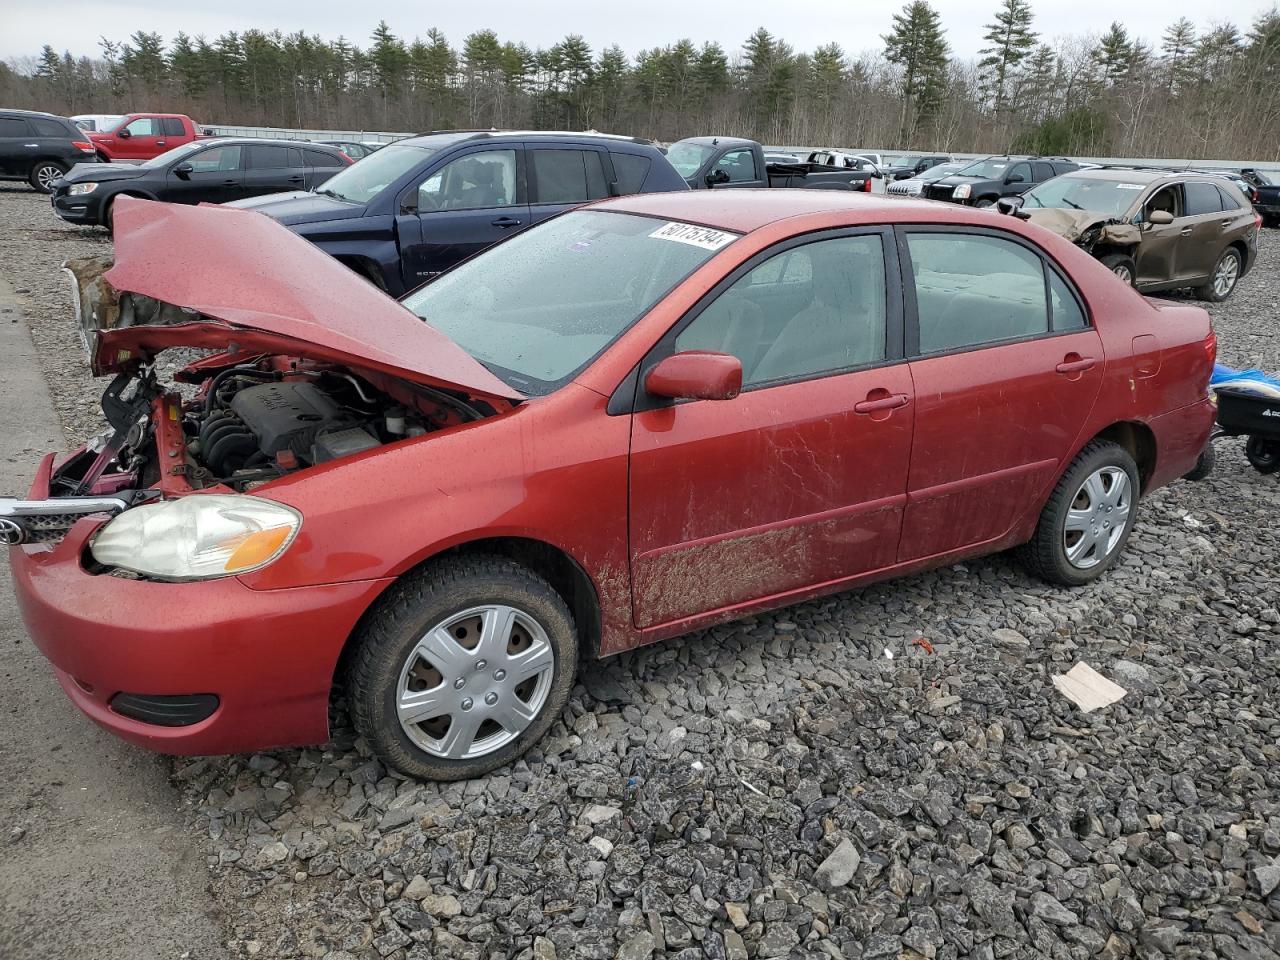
[4,193,1215,780]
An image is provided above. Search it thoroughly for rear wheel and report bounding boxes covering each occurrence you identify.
[1245,436,1280,474]
[1018,441,1140,586]
[29,160,65,193]
[1195,248,1242,302]
[1099,253,1137,287]
[348,555,578,781]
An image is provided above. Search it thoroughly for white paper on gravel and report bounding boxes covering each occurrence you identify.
[1052,662,1127,713]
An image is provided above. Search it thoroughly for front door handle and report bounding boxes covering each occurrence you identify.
[222,179,238,186]
[287,175,304,183]
[1179,227,1193,236]
[854,393,909,414]
[1056,356,1097,374]
[155,140,166,146]
[492,216,522,228]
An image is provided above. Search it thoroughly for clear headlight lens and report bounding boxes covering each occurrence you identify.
[67,182,99,195]
[91,495,301,581]
[952,183,971,199]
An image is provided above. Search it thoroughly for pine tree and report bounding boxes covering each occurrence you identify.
[883,1,951,141]
[1092,22,1134,87]
[977,0,1036,113]
[1161,18,1197,93]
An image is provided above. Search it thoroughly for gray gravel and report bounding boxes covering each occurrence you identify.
[1,187,1278,960]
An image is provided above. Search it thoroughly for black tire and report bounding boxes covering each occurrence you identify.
[1194,248,1242,302]
[1182,442,1215,481]
[29,160,65,193]
[1245,436,1280,474]
[1018,440,1141,586]
[1099,253,1137,287]
[348,555,578,781]
[975,197,996,208]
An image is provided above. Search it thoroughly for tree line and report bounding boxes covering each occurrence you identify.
[2,3,1279,160]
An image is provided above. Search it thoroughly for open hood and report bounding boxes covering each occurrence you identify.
[78,196,523,404]
[1024,207,1141,246]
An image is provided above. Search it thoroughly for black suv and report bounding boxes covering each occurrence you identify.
[0,109,98,192]
[922,156,1078,207]
[51,138,351,230]
[885,154,952,180]
[227,130,689,296]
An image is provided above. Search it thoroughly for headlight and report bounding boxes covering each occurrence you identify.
[91,495,301,581]
[952,184,971,199]
[67,182,99,195]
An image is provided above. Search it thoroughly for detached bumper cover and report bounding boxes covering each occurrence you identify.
[10,518,392,755]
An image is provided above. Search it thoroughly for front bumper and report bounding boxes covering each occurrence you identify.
[10,516,392,756]
[51,191,104,225]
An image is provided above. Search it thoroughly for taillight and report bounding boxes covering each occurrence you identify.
[861,177,872,193]
[73,141,95,152]
[1256,212,1264,230]
[339,152,354,164]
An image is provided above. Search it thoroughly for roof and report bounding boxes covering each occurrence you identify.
[399,130,653,149]
[0,108,67,119]
[198,137,347,151]
[599,188,958,234]
[674,136,759,149]
[1057,167,1227,185]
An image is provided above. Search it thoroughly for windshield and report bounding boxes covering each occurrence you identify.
[956,158,1011,179]
[403,210,735,394]
[921,162,965,180]
[1023,176,1146,218]
[896,156,922,166]
[314,144,436,204]
[666,140,716,178]
[140,140,209,169]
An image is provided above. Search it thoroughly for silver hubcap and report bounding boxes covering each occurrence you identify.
[37,166,59,189]
[1063,466,1132,569]
[1113,264,1132,284]
[1212,255,1239,297]
[396,604,554,760]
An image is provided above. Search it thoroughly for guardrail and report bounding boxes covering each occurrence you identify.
[194,125,1280,174]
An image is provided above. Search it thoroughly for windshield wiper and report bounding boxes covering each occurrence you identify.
[314,188,353,202]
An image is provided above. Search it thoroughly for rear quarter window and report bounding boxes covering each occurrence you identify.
[610,153,652,194]
[1216,185,1245,210]
[305,149,344,168]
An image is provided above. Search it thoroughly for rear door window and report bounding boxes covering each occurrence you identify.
[31,118,69,137]
[906,232,1050,354]
[610,153,651,194]
[161,118,186,136]
[0,117,32,136]
[1032,162,1055,182]
[247,145,293,169]
[530,149,609,204]
[1183,181,1224,215]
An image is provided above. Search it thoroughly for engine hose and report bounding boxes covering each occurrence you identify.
[202,367,276,413]
[200,415,248,449]
[205,431,257,475]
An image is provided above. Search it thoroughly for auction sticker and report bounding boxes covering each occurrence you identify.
[649,222,738,250]
[1116,183,1145,190]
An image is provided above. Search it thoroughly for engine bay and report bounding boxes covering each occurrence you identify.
[50,355,493,498]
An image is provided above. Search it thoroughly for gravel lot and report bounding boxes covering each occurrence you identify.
[1,186,1279,960]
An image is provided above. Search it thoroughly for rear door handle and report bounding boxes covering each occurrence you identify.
[287,175,304,183]
[1056,357,1097,374]
[854,393,909,414]
[222,179,238,186]
[492,216,522,228]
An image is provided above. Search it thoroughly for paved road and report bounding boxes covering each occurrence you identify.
[0,278,227,960]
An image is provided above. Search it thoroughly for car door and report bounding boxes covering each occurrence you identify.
[0,116,33,176]
[897,227,1103,561]
[243,144,306,199]
[163,143,244,204]
[1178,180,1229,282]
[1002,162,1034,197]
[526,145,612,226]
[157,116,186,154]
[394,147,528,290]
[627,230,914,629]
[115,117,163,161]
[708,148,766,189]
[1134,184,1183,287]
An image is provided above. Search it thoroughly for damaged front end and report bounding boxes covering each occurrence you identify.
[1022,207,1141,253]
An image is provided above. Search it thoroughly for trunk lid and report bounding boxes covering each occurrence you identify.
[78,196,523,405]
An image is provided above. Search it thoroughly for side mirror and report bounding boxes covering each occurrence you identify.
[706,168,731,187]
[1148,209,1174,225]
[645,351,742,402]
[1005,173,1024,184]
[173,162,193,179]
[995,196,1027,218]
[117,128,132,139]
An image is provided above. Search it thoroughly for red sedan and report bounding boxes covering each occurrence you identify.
[4,193,1215,780]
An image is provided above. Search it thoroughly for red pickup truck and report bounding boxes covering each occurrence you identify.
[87,113,206,162]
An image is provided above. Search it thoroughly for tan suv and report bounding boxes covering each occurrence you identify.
[1007,168,1259,302]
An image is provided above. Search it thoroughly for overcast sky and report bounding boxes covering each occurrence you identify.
[1,0,1271,63]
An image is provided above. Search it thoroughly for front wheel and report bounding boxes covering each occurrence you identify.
[1018,440,1140,586]
[974,197,995,208]
[29,160,66,193]
[1195,248,1242,302]
[348,555,578,781]
[1245,436,1280,474]
[1099,253,1137,287]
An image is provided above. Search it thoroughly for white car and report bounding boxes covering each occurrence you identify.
[71,114,125,133]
